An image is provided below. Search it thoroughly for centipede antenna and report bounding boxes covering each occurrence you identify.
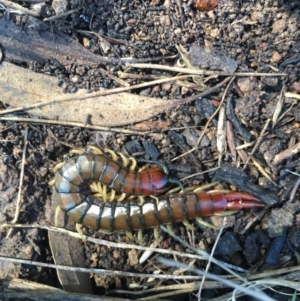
[168,178,184,192]
[156,161,169,175]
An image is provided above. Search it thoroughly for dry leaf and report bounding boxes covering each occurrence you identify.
[0,62,178,127]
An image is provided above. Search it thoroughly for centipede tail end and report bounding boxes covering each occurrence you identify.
[224,192,265,210]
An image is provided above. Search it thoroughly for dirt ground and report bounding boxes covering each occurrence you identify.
[0,0,300,300]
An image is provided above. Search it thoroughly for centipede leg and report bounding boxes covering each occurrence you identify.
[52,162,66,173]
[182,220,197,231]
[90,181,116,203]
[90,180,107,202]
[76,223,87,243]
[117,152,129,167]
[128,157,137,171]
[126,231,135,241]
[153,228,161,245]
[125,230,144,245]
[166,186,182,194]
[69,148,85,156]
[103,148,118,161]
[137,196,144,205]
[117,193,126,202]
[54,206,62,227]
[86,145,103,155]
[166,224,174,233]
[215,210,238,216]
[137,230,143,246]
[90,181,103,194]
[102,185,107,202]
[193,182,220,193]
[195,217,219,230]
[109,190,116,202]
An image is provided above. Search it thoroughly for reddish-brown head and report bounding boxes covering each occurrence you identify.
[140,165,184,195]
[140,166,169,195]
[149,166,169,192]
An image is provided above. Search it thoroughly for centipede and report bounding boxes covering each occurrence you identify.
[52,146,183,202]
[54,188,263,231]
[51,146,264,243]
[53,183,264,242]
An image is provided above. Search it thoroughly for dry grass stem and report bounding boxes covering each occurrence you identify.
[6,127,28,238]
[272,85,285,127]
[198,227,224,299]
[285,92,300,100]
[0,223,206,261]
[43,8,82,22]
[273,141,300,165]
[0,0,39,17]
[128,63,286,77]
[0,117,163,137]
[0,255,202,280]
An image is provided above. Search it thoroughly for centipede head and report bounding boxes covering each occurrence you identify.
[144,166,183,194]
[146,166,169,193]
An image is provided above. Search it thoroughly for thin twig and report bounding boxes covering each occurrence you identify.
[158,258,275,301]
[0,117,163,137]
[43,8,82,22]
[128,63,286,77]
[0,255,202,280]
[0,223,205,261]
[198,227,224,300]
[159,224,246,282]
[288,176,300,202]
[6,127,28,238]
[273,141,300,165]
[180,167,220,181]
[0,0,39,17]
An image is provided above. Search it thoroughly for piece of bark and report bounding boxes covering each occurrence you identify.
[49,190,94,294]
